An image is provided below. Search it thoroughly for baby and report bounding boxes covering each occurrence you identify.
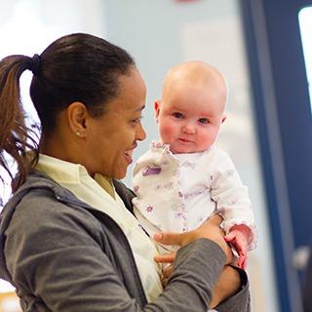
[132,61,257,270]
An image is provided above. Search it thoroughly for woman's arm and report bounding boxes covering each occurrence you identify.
[210,265,241,308]
[3,192,249,311]
[154,215,250,311]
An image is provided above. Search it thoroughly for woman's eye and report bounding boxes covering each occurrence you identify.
[198,118,209,124]
[172,112,184,119]
[133,116,143,124]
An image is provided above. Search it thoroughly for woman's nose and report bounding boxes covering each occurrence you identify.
[136,123,146,141]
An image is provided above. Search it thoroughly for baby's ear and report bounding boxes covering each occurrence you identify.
[154,100,161,121]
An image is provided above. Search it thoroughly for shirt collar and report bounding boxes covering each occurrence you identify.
[36,154,115,198]
[36,154,86,184]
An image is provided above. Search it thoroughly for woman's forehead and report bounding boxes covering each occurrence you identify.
[105,70,146,113]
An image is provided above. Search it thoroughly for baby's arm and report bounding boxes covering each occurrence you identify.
[209,149,257,267]
[224,224,252,269]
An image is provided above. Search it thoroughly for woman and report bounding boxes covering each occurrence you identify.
[0,33,250,311]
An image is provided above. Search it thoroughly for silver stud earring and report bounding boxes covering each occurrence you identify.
[76,131,81,136]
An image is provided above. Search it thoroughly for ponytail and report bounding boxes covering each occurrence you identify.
[1,33,136,191]
[0,55,39,191]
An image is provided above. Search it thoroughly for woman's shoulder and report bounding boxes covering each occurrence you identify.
[1,171,101,236]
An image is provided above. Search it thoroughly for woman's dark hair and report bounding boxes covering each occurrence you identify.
[0,33,135,191]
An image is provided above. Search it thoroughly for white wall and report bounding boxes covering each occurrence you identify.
[0,0,105,205]
[0,0,105,295]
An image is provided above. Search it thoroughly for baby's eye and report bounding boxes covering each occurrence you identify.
[172,112,184,119]
[198,118,209,124]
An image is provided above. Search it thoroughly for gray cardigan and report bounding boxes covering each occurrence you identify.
[0,171,250,311]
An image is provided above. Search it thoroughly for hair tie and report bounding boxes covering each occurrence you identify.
[29,54,41,76]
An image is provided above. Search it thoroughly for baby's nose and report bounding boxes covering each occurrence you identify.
[182,123,196,134]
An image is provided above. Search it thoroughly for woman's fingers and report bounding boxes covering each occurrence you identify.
[154,253,176,264]
[153,214,234,264]
[154,215,224,247]
[207,214,224,226]
[161,264,174,288]
[163,264,173,278]
[153,232,183,246]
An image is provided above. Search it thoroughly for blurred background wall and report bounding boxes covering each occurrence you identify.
[1,0,311,311]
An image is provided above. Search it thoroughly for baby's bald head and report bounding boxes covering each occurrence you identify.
[162,61,228,114]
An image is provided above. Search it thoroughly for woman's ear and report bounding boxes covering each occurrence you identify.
[66,102,89,137]
[154,100,161,122]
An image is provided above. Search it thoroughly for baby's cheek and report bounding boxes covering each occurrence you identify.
[160,123,176,141]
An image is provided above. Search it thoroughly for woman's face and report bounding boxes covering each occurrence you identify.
[85,67,146,179]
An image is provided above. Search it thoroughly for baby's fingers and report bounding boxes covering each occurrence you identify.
[224,232,236,243]
[238,253,248,270]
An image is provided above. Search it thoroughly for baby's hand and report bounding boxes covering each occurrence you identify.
[224,224,251,270]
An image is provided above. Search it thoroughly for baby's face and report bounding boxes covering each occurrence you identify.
[155,82,225,154]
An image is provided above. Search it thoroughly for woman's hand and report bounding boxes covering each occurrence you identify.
[154,214,233,264]
[154,216,242,305]
[161,264,174,288]
[154,253,175,288]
